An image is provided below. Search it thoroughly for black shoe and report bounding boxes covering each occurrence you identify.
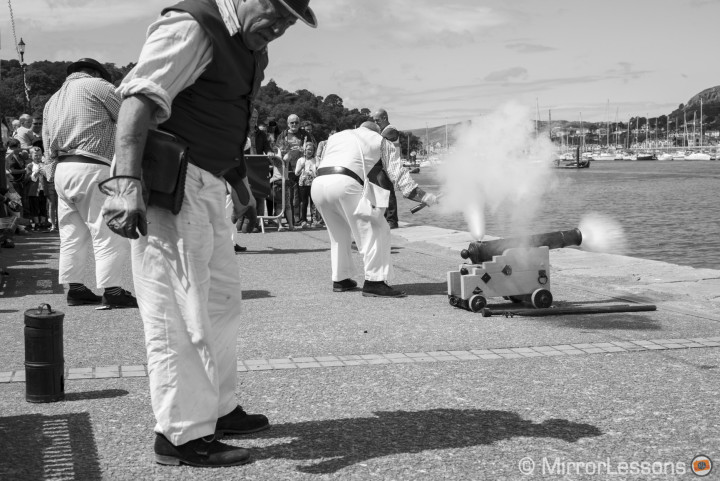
[388,222,399,229]
[67,288,102,306]
[216,406,270,437]
[154,433,250,467]
[102,289,138,308]
[234,244,247,253]
[362,280,406,298]
[333,278,358,292]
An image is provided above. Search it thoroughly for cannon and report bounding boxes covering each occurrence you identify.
[447,228,582,312]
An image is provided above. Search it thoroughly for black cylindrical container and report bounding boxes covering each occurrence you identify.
[24,304,65,403]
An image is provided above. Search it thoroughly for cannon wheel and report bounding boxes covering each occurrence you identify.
[531,289,553,309]
[469,294,487,313]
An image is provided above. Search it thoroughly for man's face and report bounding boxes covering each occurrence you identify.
[240,0,298,51]
[372,114,389,130]
[288,116,300,133]
[31,119,42,133]
[250,110,259,128]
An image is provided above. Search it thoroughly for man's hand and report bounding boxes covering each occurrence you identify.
[99,176,147,239]
[229,176,256,220]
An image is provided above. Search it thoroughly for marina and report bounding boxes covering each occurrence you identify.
[402,159,720,270]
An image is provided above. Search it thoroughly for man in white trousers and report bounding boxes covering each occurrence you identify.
[43,58,138,308]
[98,0,317,468]
[312,122,439,298]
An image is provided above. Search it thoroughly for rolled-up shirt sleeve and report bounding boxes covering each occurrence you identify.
[381,138,418,197]
[116,11,212,124]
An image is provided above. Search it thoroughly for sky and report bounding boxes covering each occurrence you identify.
[2,0,719,129]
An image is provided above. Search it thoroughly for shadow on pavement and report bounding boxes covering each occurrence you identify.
[242,290,275,300]
[0,412,102,480]
[64,389,129,402]
[394,282,446,296]
[246,408,602,474]
[547,314,661,331]
[0,237,63,299]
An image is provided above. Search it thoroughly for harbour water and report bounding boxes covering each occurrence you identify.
[400,160,720,270]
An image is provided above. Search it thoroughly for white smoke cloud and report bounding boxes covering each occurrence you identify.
[437,101,558,240]
[578,212,628,254]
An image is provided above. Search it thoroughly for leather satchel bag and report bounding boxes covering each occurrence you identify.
[142,129,189,215]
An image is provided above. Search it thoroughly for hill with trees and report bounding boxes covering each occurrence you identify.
[0,59,423,156]
[2,58,718,152]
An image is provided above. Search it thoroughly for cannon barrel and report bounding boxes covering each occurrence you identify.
[460,228,582,264]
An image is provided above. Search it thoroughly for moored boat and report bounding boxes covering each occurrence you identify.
[684,152,711,161]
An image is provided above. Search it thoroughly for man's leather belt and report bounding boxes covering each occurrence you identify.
[57,155,110,166]
[316,166,364,185]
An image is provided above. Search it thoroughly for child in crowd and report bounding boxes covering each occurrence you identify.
[294,142,322,228]
[26,146,49,231]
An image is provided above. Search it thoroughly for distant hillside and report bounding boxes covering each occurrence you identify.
[407,121,469,149]
[669,85,720,126]
[412,86,720,143]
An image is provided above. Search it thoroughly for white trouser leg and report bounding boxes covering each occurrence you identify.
[55,162,131,287]
[312,175,394,282]
[132,165,243,446]
[225,193,239,245]
[312,176,358,282]
[352,206,393,282]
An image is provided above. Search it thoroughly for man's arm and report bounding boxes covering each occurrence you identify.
[380,138,437,205]
[114,95,156,177]
[98,94,156,239]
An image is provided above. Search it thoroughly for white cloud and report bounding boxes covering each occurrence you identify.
[13,0,161,32]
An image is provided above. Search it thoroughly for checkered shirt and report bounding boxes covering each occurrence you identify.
[42,72,121,164]
[380,138,417,197]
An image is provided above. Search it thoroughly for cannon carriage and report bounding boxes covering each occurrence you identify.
[447,228,582,313]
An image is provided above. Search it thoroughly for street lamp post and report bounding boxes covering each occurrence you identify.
[17,38,30,112]
[17,38,25,63]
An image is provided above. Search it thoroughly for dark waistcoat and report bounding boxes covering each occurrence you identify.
[159,0,268,175]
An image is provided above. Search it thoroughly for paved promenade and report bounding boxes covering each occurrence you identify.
[1,209,719,480]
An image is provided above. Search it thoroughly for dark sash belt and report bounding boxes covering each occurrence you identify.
[57,155,110,167]
[316,166,364,186]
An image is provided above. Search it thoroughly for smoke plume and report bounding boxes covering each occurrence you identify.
[437,102,557,239]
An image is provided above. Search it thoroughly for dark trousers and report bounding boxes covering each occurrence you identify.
[298,185,315,223]
[384,189,398,226]
[289,181,300,222]
[12,181,30,219]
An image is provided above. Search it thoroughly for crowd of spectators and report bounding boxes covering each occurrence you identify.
[2,113,56,275]
[1,108,398,277]
[1,109,334,276]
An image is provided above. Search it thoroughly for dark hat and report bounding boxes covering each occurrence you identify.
[277,0,317,28]
[67,58,112,82]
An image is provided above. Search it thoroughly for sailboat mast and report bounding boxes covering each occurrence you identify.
[700,99,703,149]
[606,100,610,148]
